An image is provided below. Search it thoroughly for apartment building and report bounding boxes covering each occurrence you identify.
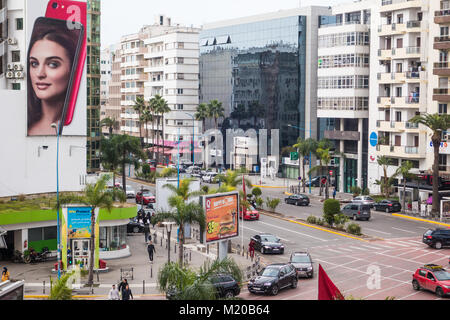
[367,0,430,194]
[317,0,377,192]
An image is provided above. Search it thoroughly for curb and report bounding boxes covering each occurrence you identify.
[391,213,450,228]
[252,185,288,189]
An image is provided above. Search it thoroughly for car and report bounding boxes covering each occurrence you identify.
[124,185,135,198]
[289,252,314,278]
[250,234,285,254]
[373,199,401,213]
[247,263,297,295]
[284,194,310,206]
[412,264,450,297]
[305,176,335,187]
[341,203,371,221]
[135,190,156,205]
[127,217,145,233]
[202,172,218,183]
[239,205,259,220]
[166,274,241,300]
[423,228,450,249]
[352,196,375,208]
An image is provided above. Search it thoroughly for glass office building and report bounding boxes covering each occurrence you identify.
[200,16,308,157]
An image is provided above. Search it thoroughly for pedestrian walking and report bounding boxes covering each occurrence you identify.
[121,284,133,300]
[147,241,156,262]
[333,187,336,200]
[248,240,255,259]
[1,267,10,282]
[144,223,150,243]
[108,284,120,300]
[118,278,128,298]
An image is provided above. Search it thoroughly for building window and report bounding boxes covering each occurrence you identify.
[16,18,23,30]
[439,103,448,114]
[11,51,20,62]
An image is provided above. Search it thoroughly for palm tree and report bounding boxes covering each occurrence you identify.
[112,134,146,195]
[230,104,247,128]
[309,139,333,196]
[293,138,317,193]
[195,103,209,169]
[396,160,413,213]
[376,155,392,198]
[100,117,118,137]
[153,95,170,165]
[409,113,450,216]
[158,257,243,300]
[100,137,120,187]
[214,170,252,193]
[151,178,205,263]
[207,100,225,131]
[60,174,126,286]
[248,101,264,127]
[140,106,154,151]
[317,147,332,199]
[133,96,146,148]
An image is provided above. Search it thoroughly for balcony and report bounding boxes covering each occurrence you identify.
[323,130,360,141]
[376,144,425,159]
[377,72,406,84]
[434,36,450,50]
[316,105,369,119]
[433,88,450,102]
[380,0,424,13]
[433,62,450,76]
[378,47,421,60]
[435,10,450,24]
[377,96,392,108]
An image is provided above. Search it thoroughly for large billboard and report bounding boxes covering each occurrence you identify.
[26,0,87,136]
[203,192,239,243]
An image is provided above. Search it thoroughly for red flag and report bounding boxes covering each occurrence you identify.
[318,264,344,300]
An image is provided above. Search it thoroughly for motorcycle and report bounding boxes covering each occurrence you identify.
[24,247,50,264]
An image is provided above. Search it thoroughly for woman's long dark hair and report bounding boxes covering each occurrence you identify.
[27,17,80,132]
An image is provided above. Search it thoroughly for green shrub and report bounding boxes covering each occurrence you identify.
[160,167,177,178]
[346,223,361,235]
[362,188,370,196]
[333,213,349,229]
[49,272,73,300]
[350,186,362,197]
[307,215,317,224]
[201,186,209,194]
[251,187,262,198]
[142,163,151,175]
[323,199,341,227]
[316,218,325,226]
[265,197,281,212]
[255,197,263,209]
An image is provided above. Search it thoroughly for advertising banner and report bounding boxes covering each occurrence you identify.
[440,199,450,221]
[67,206,92,239]
[26,0,87,136]
[204,192,239,243]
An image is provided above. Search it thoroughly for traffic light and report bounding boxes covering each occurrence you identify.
[290,152,299,161]
[329,170,333,176]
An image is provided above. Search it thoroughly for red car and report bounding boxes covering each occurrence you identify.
[239,206,259,221]
[135,190,155,205]
[412,264,450,297]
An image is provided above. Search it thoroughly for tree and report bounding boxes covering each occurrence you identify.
[214,170,252,193]
[133,96,146,148]
[195,103,209,169]
[148,96,159,159]
[60,174,126,286]
[49,272,73,300]
[230,104,247,128]
[207,100,225,131]
[376,155,393,198]
[409,113,450,216]
[158,257,243,300]
[100,137,120,187]
[112,134,146,195]
[154,95,171,165]
[152,178,205,263]
[100,117,118,137]
[293,138,317,193]
[140,105,154,149]
[323,198,341,227]
[265,197,280,212]
[396,160,413,213]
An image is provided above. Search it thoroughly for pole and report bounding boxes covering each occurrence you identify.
[56,121,61,280]
[177,128,180,189]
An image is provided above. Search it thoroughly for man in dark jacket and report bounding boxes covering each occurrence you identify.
[121,284,133,300]
[118,278,128,297]
[147,241,156,262]
[144,223,150,243]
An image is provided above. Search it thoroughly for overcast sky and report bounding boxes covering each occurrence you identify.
[101,0,350,48]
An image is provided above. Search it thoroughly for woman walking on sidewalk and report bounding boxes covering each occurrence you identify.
[248,240,255,259]
[121,284,133,300]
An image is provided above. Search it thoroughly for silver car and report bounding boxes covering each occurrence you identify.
[352,196,375,208]
[342,203,371,221]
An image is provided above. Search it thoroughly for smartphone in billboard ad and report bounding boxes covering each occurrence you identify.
[204,192,239,243]
[27,0,85,136]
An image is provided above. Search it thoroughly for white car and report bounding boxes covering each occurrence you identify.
[202,172,218,183]
[125,185,135,198]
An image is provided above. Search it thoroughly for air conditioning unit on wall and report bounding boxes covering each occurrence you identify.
[14,71,23,78]
[7,64,14,70]
[7,38,17,45]
[13,64,23,71]
[5,71,14,79]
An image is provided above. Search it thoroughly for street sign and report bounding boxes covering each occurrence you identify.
[298,176,302,181]
[321,178,327,185]
[290,152,299,161]
[329,170,333,176]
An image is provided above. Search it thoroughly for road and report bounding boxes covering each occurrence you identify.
[123,177,450,300]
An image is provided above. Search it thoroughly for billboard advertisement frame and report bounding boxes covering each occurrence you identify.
[202,191,239,244]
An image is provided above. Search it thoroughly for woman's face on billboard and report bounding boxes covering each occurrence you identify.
[29,39,71,103]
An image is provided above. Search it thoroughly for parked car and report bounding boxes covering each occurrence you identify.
[202,172,218,183]
[373,199,401,213]
[289,252,314,278]
[127,217,145,233]
[250,234,285,254]
[284,194,310,206]
[166,273,240,299]
[341,203,371,221]
[247,263,297,295]
[239,205,259,220]
[135,190,156,205]
[352,196,375,208]
[423,228,450,249]
[124,185,135,199]
[412,264,450,297]
[305,176,335,187]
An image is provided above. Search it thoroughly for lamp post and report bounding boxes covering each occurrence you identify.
[177,127,180,189]
[162,221,176,263]
[51,122,61,280]
[287,124,312,194]
[184,112,195,165]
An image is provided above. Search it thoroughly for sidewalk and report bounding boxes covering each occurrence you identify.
[5,227,256,300]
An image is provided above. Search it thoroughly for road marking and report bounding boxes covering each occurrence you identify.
[334,247,353,252]
[391,241,414,247]
[255,220,329,242]
[327,248,346,254]
[363,228,392,235]
[348,246,367,251]
[360,244,386,250]
[391,213,450,227]
[391,227,417,234]
[287,220,369,242]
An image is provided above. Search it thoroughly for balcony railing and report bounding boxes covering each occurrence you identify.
[405,146,419,154]
[405,122,419,129]
[407,20,421,28]
[435,9,450,17]
[405,71,420,79]
[434,62,450,69]
[435,36,450,43]
[406,46,421,54]
[434,88,450,95]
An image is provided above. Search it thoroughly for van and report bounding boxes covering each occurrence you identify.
[341,203,371,221]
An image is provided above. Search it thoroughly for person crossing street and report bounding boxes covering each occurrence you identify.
[147,240,156,262]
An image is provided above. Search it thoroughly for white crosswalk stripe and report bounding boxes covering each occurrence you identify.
[327,248,347,254]
[387,241,411,247]
[360,244,387,250]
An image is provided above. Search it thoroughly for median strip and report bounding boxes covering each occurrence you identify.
[391,214,450,228]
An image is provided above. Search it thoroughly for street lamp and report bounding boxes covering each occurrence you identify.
[162,221,176,263]
[287,124,312,194]
[51,122,61,279]
[184,112,195,165]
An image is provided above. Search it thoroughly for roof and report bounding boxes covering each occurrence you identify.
[423,264,445,271]
[291,251,309,255]
[266,263,289,268]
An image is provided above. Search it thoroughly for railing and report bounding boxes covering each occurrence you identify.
[405,146,419,154]
[434,88,450,95]
[405,95,420,104]
[407,20,421,28]
[405,71,420,79]
[406,46,421,54]
[405,122,419,129]
[435,36,450,43]
[382,0,393,5]
[434,61,450,69]
[317,105,369,111]
[435,10,450,17]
